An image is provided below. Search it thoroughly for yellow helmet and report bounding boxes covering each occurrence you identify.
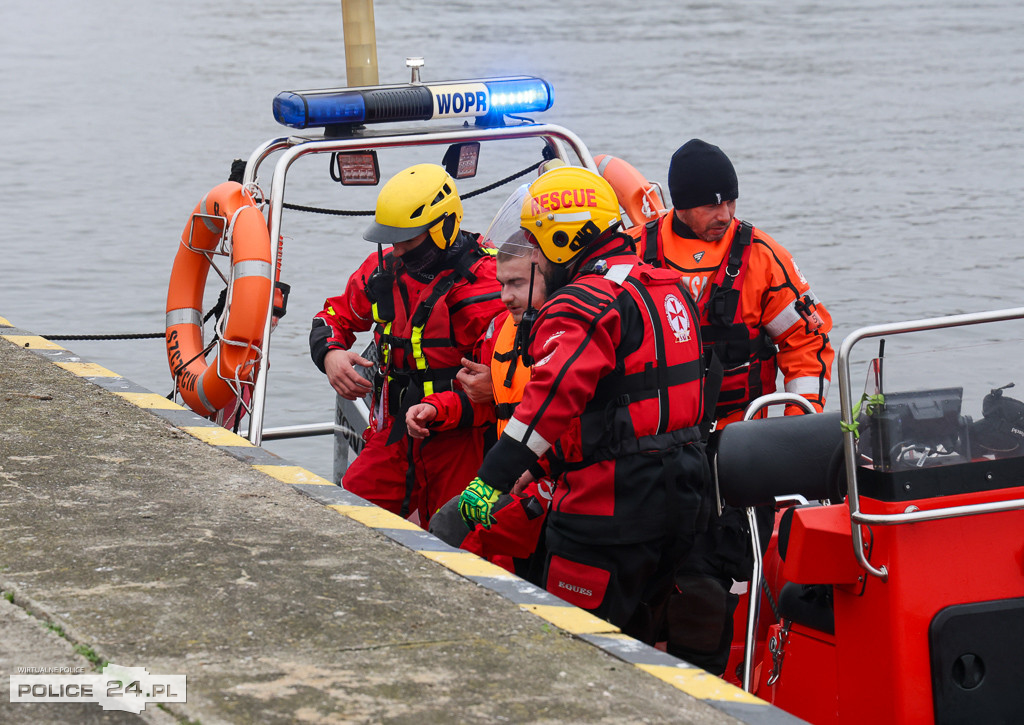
[520,166,621,264]
[363,163,464,249]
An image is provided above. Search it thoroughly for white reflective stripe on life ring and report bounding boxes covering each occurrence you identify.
[199,194,225,235]
[166,308,203,328]
[232,259,272,280]
[195,373,216,415]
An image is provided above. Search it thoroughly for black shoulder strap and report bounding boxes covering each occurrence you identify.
[449,233,487,283]
[409,272,460,329]
[705,221,753,327]
[721,221,753,292]
[643,219,661,266]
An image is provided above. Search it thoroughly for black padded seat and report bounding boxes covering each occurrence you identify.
[713,412,845,509]
[778,582,835,635]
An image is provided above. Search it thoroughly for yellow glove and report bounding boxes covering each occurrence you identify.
[458,477,500,529]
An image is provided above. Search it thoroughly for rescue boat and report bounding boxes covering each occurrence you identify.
[711,309,1024,723]
[163,57,1024,724]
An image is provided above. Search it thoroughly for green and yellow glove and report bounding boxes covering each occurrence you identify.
[458,477,500,529]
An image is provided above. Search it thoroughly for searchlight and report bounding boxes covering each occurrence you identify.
[273,76,554,130]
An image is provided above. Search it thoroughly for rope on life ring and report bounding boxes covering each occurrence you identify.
[165,181,273,418]
[594,154,667,227]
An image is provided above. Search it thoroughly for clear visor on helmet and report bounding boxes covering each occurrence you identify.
[481,184,531,251]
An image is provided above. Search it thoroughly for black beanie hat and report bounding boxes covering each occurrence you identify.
[668,139,738,209]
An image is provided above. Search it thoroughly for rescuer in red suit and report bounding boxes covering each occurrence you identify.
[457,166,711,641]
[309,164,504,527]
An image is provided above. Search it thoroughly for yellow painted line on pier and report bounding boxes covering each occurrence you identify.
[519,604,621,635]
[635,664,764,704]
[1,334,65,350]
[329,505,422,530]
[114,392,187,410]
[417,550,516,578]
[182,426,255,447]
[55,361,120,377]
[253,465,334,486]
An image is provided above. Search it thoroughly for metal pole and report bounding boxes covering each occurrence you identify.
[334,393,348,485]
[340,0,379,87]
[737,392,815,693]
[742,506,764,693]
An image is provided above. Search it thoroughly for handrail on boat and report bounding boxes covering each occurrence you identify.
[732,392,816,694]
[239,123,598,446]
[837,306,1024,581]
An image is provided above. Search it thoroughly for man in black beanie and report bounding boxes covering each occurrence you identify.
[666,139,739,223]
[635,139,835,675]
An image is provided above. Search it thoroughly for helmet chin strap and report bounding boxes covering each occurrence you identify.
[428,213,458,250]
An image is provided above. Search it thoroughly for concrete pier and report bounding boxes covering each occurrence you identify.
[0,318,800,724]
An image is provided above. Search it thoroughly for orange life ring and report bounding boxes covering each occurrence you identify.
[165,181,272,417]
[594,154,667,227]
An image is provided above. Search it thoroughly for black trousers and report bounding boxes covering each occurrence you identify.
[539,443,711,643]
[542,524,696,643]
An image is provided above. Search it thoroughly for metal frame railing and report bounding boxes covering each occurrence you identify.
[231,123,596,473]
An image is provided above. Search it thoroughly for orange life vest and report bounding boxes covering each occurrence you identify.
[490,314,532,436]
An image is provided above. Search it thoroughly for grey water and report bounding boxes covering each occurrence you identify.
[3,0,1024,477]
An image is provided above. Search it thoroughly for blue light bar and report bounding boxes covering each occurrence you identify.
[273,91,366,128]
[485,78,553,115]
[272,76,554,130]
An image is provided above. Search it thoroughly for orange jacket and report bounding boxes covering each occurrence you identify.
[636,213,833,427]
